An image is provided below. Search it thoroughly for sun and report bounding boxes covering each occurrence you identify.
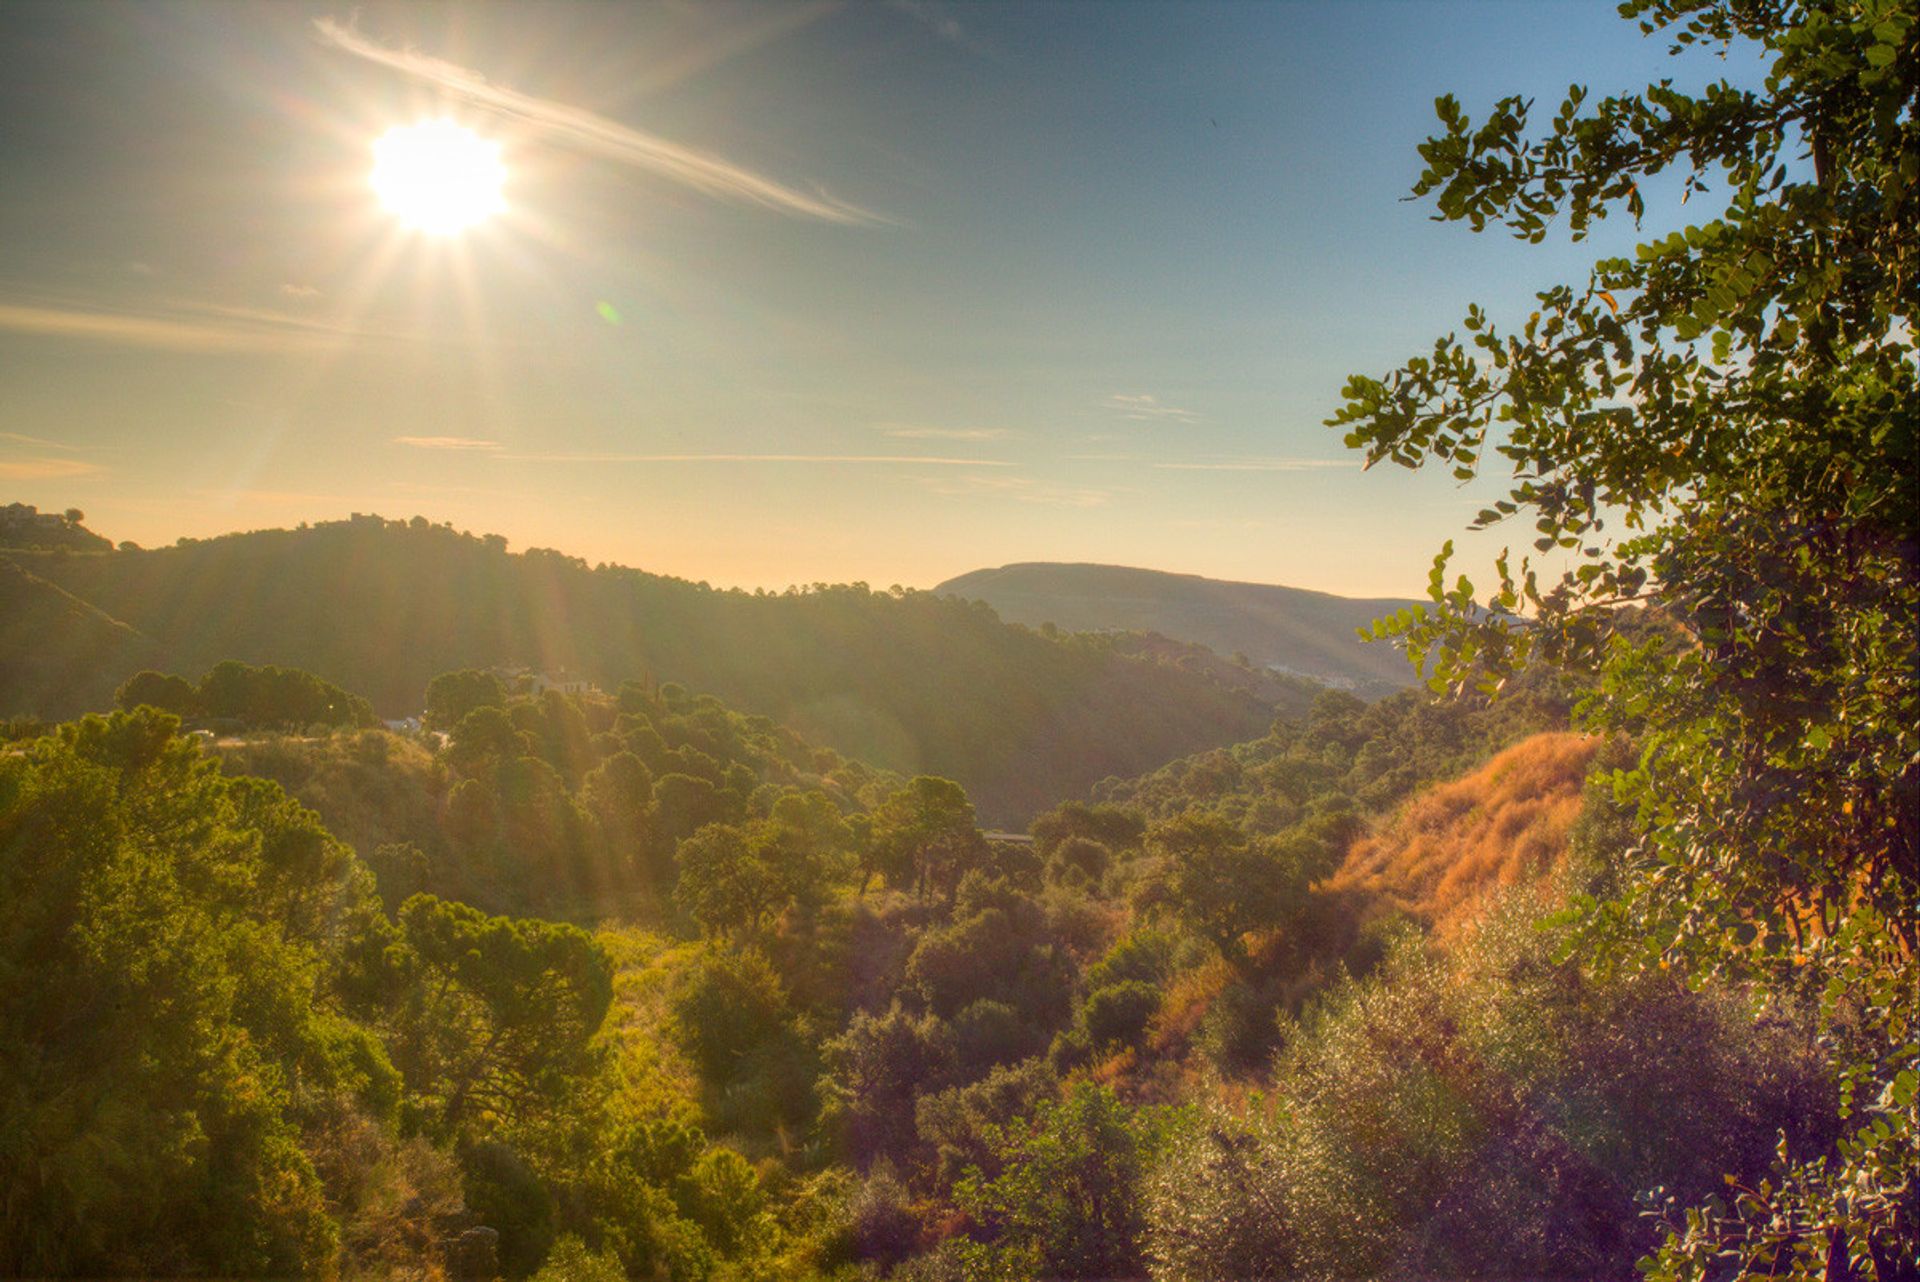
[370,121,505,234]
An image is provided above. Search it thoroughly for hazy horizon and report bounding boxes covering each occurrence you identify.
[0,0,1762,597]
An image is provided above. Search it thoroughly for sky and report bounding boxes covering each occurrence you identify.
[0,1,1766,597]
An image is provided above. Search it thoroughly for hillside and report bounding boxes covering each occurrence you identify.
[0,558,155,717]
[1,516,1315,823]
[935,562,1425,693]
[1329,730,1599,932]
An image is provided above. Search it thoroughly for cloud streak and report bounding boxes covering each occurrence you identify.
[395,436,505,451]
[0,431,83,452]
[0,301,308,353]
[498,452,1014,466]
[1153,458,1359,472]
[915,473,1114,508]
[1103,393,1201,424]
[0,296,436,354]
[878,426,1014,441]
[314,17,884,225]
[0,457,101,480]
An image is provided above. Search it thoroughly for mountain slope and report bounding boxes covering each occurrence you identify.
[934,562,1423,692]
[4,517,1312,823]
[0,558,156,717]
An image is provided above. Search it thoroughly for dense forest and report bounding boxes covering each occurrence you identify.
[0,517,1320,824]
[0,657,1848,1279]
[1,1,1913,1279]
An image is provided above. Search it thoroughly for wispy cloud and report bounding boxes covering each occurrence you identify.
[915,473,1114,508]
[877,426,1015,441]
[0,431,83,452]
[388,480,514,497]
[0,300,308,353]
[1103,393,1201,424]
[0,457,100,480]
[281,283,323,299]
[395,436,505,452]
[314,17,884,226]
[192,487,360,509]
[1167,517,1274,532]
[499,452,1014,466]
[1153,458,1360,472]
[0,296,430,353]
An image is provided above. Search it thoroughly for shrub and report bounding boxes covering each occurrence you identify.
[1081,981,1161,1052]
[1143,900,1836,1280]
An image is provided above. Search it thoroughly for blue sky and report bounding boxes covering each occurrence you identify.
[0,1,1766,595]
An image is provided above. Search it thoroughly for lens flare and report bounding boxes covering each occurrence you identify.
[370,121,505,234]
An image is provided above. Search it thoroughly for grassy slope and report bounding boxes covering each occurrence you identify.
[1328,731,1599,933]
[1118,731,1599,1098]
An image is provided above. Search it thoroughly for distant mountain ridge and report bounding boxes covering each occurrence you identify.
[0,516,1321,824]
[934,562,1423,693]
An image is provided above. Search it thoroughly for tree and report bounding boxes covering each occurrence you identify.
[668,945,814,1133]
[1142,814,1322,967]
[1030,801,1145,860]
[113,669,199,716]
[582,751,654,871]
[673,823,784,939]
[392,895,613,1136]
[651,772,735,850]
[1144,905,1833,1281]
[0,711,384,1275]
[1329,2,1916,1273]
[424,668,508,731]
[818,1002,957,1167]
[757,789,852,915]
[672,794,850,938]
[955,1083,1178,1280]
[865,776,987,901]
[195,660,375,729]
[445,705,529,775]
[905,875,1074,1027]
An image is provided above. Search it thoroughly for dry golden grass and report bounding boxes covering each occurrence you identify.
[1330,731,1598,934]
[1147,954,1236,1055]
[1093,734,1599,1097]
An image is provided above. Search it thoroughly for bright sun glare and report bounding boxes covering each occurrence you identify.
[370,120,505,234]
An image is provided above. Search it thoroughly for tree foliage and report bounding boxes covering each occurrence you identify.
[389,894,613,1137]
[0,711,381,1275]
[955,1083,1180,1280]
[865,775,988,901]
[1328,1,1918,1272]
[425,667,508,731]
[1138,812,1342,967]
